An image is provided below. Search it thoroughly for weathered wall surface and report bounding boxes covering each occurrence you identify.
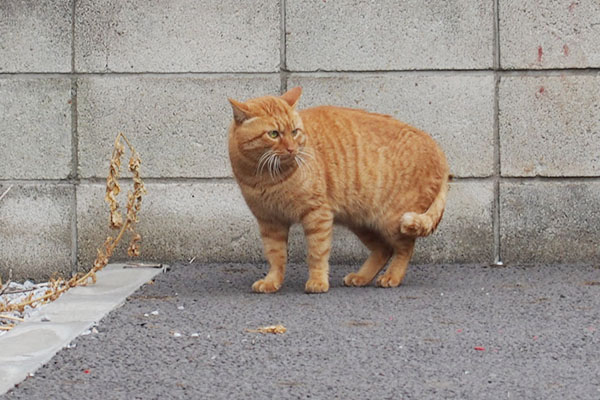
[1,1,599,279]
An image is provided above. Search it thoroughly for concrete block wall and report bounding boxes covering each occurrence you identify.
[1,1,599,280]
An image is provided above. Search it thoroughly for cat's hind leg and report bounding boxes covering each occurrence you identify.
[376,237,416,288]
[253,220,289,293]
[344,228,393,287]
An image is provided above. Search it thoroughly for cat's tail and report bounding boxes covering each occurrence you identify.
[399,175,451,237]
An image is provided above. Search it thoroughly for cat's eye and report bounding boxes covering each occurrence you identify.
[267,130,279,139]
[292,128,300,136]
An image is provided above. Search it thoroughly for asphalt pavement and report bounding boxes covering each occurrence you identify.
[2,262,599,399]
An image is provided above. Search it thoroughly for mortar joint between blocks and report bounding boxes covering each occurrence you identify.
[279,0,287,94]
[492,0,502,264]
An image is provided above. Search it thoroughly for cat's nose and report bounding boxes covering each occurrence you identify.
[286,146,296,154]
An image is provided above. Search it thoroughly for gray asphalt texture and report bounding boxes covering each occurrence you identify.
[3,262,600,399]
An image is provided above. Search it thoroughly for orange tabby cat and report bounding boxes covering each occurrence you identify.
[228,87,449,293]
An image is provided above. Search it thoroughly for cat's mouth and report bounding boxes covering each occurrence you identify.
[276,152,300,169]
[279,152,297,160]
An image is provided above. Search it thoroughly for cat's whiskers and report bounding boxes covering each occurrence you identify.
[294,154,308,178]
[294,156,303,178]
[267,153,274,179]
[257,150,274,176]
[260,149,311,181]
[295,149,314,179]
[267,152,281,180]
[274,154,282,179]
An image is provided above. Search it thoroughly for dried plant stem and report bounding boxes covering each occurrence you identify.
[118,132,134,150]
[9,290,55,309]
[0,280,11,296]
[0,325,14,331]
[0,132,146,322]
[1,286,50,296]
[246,324,287,334]
[74,222,129,287]
[0,315,25,322]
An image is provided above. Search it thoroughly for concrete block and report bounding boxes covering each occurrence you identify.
[286,0,494,71]
[76,182,264,269]
[499,75,600,177]
[500,1,600,69]
[0,184,74,281]
[0,78,72,179]
[77,180,493,270]
[288,74,495,177]
[74,0,280,72]
[500,181,600,264]
[413,181,494,264]
[77,75,281,178]
[0,0,72,72]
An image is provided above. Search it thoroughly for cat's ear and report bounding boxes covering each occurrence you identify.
[228,98,251,123]
[281,86,302,108]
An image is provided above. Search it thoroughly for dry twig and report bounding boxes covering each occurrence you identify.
[0,133,146,326]
[246,324,287,334]
[1,288,37,295]
[0,280,11,296]
[0,315,25,322]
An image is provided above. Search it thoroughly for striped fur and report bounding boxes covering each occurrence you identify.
[228,87,450,293]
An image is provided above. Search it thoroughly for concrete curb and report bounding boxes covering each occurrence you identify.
[0,263,164,395]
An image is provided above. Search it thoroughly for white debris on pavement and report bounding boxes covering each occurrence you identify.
[0,280,50,336]
[144,309,160,317]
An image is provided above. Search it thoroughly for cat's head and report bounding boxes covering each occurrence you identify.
[227,87,308,179]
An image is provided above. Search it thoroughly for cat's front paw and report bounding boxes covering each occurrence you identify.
[343,273,372,287]
[305,279,329,293]
[252,279,282,293]
[376,274,403,288]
